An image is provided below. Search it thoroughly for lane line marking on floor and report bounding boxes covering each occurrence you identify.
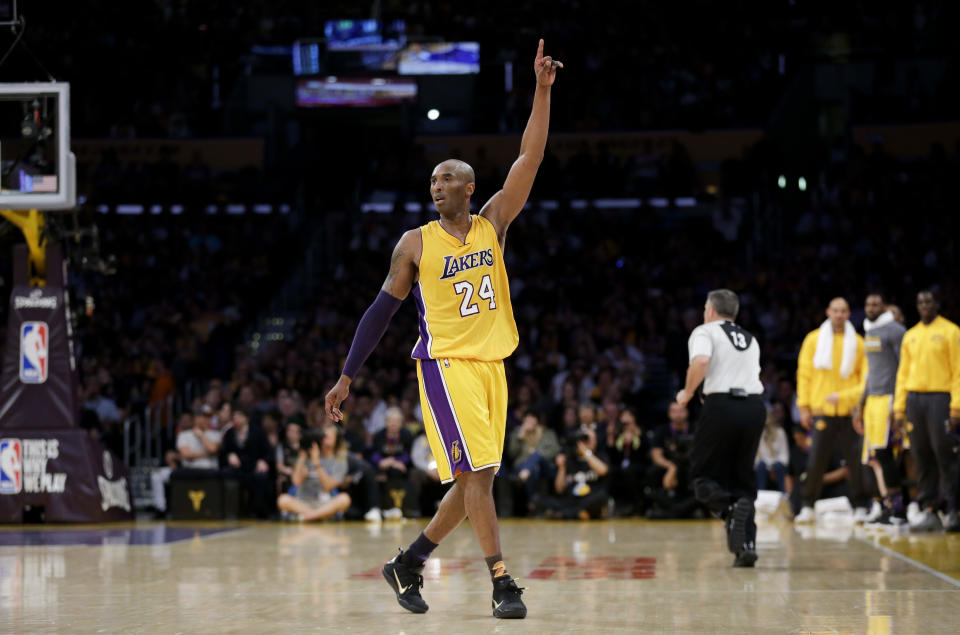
[854,535,960,589]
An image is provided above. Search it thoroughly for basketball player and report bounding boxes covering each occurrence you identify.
[893,291,960,532]
[855,293,906,523]
[325,39,562,618]
[794,298,868,523]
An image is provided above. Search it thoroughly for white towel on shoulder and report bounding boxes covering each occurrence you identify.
[813,319,857,379]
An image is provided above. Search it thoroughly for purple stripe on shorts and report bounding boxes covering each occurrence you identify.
[421,359,472,476]
[410,284,431,360]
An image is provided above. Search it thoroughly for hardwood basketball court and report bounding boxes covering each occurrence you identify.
[2,518,959,632]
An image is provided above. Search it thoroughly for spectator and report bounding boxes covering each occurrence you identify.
[506,411,561,513]
[573,402,597,438]
[537,426,609,519]
[646,402,699,518]
[607,408,649,516]
[177,405,222,470]
[755,411,789,491]
[220,406,274,518]
[213,401,233,431]
[303,422,382,523]
[276,421,303,495]
[368,407,414,519]
[150,412,190,518]
[276,428,351,522]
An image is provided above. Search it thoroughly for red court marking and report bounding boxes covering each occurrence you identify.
[353,556,657,581]
[527,556,657,580]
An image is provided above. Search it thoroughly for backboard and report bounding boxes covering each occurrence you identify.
[0,82,75,211]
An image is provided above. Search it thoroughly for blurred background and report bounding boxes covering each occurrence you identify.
[0,0,957,520]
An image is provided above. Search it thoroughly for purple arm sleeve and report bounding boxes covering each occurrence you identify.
[342,290,402,380]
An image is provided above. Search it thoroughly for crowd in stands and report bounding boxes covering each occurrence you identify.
[92,131,955,521]
[0,213,306,460]
[20,1,958,140]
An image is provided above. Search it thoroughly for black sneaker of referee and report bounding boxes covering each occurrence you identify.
[726,497,754,555]
[492,575,527,618]
[733,541,758,567]
[946,513,960,533]
[382,549,428,613]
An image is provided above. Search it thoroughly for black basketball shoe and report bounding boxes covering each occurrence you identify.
[492,575,527,619]
[726,497,754,555]
[733,541,758,567]
[382,549,428,613]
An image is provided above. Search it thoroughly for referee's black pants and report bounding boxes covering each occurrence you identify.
[691,394,766,527]
[801,415,867,509]
[906,392,958,512]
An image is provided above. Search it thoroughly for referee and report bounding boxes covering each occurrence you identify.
[676,289,766,568]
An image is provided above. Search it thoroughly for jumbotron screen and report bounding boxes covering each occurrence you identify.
[397,42,480,75]
[324,19,406,51]
[295,77,417,108]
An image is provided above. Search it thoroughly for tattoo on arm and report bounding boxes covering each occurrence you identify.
[383,245,404,292]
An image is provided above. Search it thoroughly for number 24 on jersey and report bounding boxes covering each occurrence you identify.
[453,274,497,317]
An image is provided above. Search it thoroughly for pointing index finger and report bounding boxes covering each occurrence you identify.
[537,38,544,60]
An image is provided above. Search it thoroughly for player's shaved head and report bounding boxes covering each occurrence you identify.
[828,297,849,312]
[430,159,476,216]
[826,297,850,331]
[433,159,475,184]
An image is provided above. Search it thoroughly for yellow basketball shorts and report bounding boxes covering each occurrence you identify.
[861,394,892,463]
[416,357,507,484]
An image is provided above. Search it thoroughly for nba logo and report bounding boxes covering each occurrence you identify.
[20,321,48,384]
[0,439,22,494]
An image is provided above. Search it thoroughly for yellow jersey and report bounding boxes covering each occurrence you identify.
[410,214,518,361]
[796,328,867,416]
[893,315,960,415]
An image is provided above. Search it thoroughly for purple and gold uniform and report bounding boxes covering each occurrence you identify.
[411,214,518,483]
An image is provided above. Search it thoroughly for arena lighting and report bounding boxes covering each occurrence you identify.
[798,176,808,192]
[361,202,393,213]
[594,198,641,209]
[777,175,787,189]
[427,108,440,120]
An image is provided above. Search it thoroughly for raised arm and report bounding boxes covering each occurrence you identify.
[324,230,422,420]
[480,39,562,241]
